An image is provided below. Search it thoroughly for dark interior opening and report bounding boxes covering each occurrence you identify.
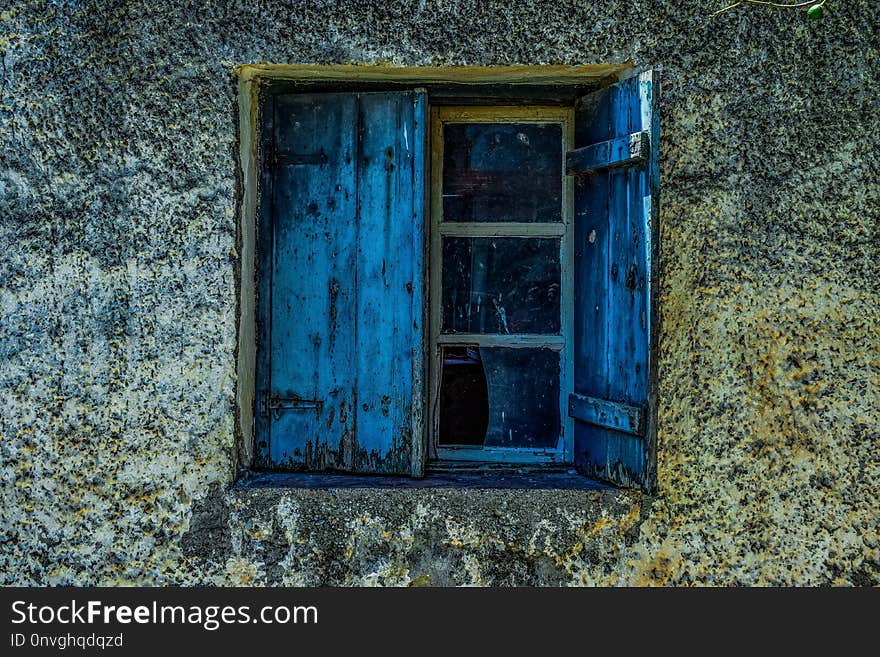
[259,80,600,106]
[438,346,489,445]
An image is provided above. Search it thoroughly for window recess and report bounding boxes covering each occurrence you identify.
[246,68,659,491]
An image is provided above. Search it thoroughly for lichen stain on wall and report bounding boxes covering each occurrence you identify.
[203,489,644,586]
[1,1,878,585]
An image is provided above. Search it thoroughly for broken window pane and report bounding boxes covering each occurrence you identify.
[438,346,560,449]
[441,237,561,334]
[438,346,489,446]
[442,123,563,223]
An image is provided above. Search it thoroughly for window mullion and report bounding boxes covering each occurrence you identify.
[436,334,565,349]
[438,222,564,238]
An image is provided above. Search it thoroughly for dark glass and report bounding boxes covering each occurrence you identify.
[442,123,563,223]
[441,237,560,334]
[438,346,560,449]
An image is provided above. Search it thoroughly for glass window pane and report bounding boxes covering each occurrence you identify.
[438,346,560,449]
[442,123,562,223]
[441,237,560,334]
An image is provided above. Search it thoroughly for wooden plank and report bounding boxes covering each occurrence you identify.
[572,82,613,483]
[641,69,661,494]
[423,83,594,105]
[436,105,572,123]
[235,63,630,86]
[566,130,649,175]
[262,82,596,106]
[354,91,427,475]
[428,105,444,462]
[410,90,428,478]
[436,334,565,348]
[604,75,647,483]
[436,446,562,464]
[438,222,565,238]
[568,393,645,436]
[569,72,658,489]
[253,88,276,468]
[561,110,577,463]
[266,93,359,469]
[257,91,427,475]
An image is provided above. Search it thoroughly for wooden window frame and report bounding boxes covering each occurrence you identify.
[428,106,576,465]
[233,64,636,477]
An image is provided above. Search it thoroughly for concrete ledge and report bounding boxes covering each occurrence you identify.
[182,478,643,585]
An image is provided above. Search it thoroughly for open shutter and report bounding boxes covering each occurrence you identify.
[256,90,427,476]
[566,70,659,490]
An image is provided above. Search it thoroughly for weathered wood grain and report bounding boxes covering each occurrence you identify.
[571,71,659,489]
[354,91,426,475]
[568,392,646,436]
[566,130,649,175]
[265,92,358,469]
[256,91,427,475]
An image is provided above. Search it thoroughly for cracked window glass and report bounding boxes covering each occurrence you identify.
[441,237,561,335]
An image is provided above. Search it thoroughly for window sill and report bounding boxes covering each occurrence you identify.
[184,469,642,576]
[234,468,613,491]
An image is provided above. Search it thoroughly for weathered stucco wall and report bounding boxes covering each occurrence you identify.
[1,0,878,585]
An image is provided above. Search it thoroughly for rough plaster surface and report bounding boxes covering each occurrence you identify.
[1,1,878,585]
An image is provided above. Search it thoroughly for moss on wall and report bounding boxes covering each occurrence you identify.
[0,0,877,585]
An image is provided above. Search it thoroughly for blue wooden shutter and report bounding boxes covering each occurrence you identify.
[256,90,427,475]
[566,71,659,490]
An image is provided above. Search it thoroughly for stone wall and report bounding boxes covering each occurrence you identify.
[1,0,877,585]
